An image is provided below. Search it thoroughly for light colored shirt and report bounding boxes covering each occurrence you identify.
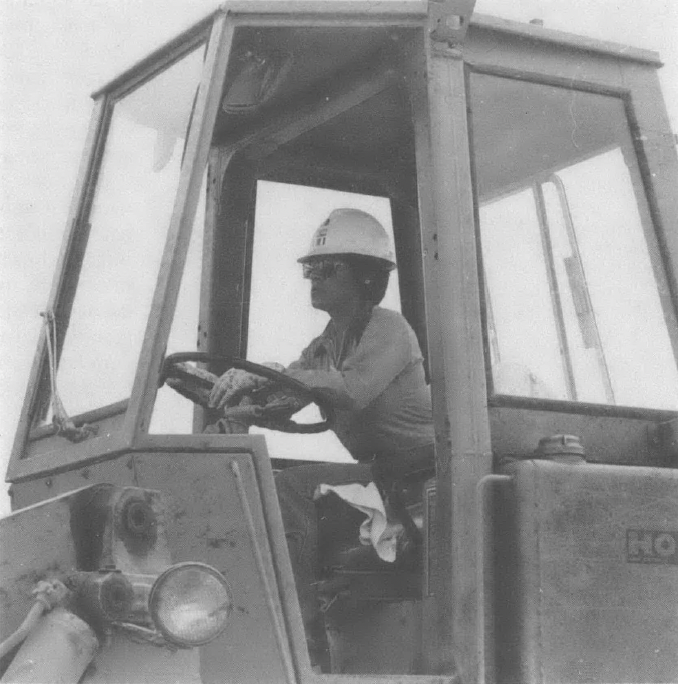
[287,307,434,461]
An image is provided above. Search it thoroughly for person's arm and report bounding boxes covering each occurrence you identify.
[286,313,417,411]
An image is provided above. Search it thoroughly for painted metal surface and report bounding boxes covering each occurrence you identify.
[624,64,678,338]
[410,34,492,682]
[470,13,661,65]
[0,483,207,683]
[488,404,675,467]
[132,449,304,683]
[202,150,255,371]
[0,490,81,647]
[4,444,305,682]
[496,459,678,683]
[231,56,401,160]
[90,2,661,104]
[428,0,475,46]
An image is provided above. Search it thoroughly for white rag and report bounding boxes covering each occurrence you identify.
[314,482,401,563]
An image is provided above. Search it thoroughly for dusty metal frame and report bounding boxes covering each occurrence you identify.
[92,16,216,100]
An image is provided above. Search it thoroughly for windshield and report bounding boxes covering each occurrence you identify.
[49,46,205,419]
[470,73,678,410]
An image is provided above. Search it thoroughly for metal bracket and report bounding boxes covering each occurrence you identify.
[428,0,475,46]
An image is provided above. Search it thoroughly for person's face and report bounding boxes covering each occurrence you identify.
[302,258,362,313]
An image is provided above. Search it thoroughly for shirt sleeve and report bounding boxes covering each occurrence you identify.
[286,311,419,411]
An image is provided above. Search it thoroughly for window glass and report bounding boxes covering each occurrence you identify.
[149,172,206,434]
[470,73,678,410]
[480,190,567,400]
[248,181,401,462]
[54,47,204,417]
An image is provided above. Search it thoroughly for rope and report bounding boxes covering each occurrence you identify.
[39,311,97,443]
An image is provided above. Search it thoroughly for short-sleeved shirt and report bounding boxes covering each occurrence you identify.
[287,306,434,461]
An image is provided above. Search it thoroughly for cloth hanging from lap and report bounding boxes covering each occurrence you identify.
[314,482,402,562]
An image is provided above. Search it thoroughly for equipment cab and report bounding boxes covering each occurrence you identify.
[2,1,677,682]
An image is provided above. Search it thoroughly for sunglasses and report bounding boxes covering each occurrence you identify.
[302,259,348,280]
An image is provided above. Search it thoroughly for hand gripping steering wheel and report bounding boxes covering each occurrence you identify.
[160,352,334,434]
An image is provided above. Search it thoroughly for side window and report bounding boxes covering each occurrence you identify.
[248,180,401,461]
[470,73,678,410]
[51,47,205,420]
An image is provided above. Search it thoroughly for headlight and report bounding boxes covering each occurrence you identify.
[148,562,232,647]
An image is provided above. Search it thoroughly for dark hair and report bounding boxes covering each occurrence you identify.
[343,255,393,305]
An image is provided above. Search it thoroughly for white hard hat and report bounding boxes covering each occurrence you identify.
[298,208,396,269]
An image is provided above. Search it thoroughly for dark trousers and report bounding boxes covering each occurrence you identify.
[275,444,434,667]
[275,461,373,628]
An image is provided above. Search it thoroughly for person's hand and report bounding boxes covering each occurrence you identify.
[208,363,284,410]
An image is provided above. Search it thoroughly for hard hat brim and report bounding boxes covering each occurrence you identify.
[297,252,396,270]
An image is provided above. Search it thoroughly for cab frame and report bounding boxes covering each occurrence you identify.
[7,2,678,681]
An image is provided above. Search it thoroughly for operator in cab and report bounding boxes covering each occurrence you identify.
[209,208,434,669]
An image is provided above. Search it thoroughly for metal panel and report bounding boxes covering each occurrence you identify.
[204,151,256,367]
[225,0,426,16]
[7,436,311,681]
[391,198,430,381]
[22,410,127,462]
[0,490,80,644]
[489,405,674,467]
[464,25,628,93]
[234,56,400,160]
[133,451,298,684]
[9,456,135,511]
[497,460,678,683]
[226,0,426,27]
[470,13,661,66]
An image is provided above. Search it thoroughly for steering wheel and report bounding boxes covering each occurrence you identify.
[160,352,334,434]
